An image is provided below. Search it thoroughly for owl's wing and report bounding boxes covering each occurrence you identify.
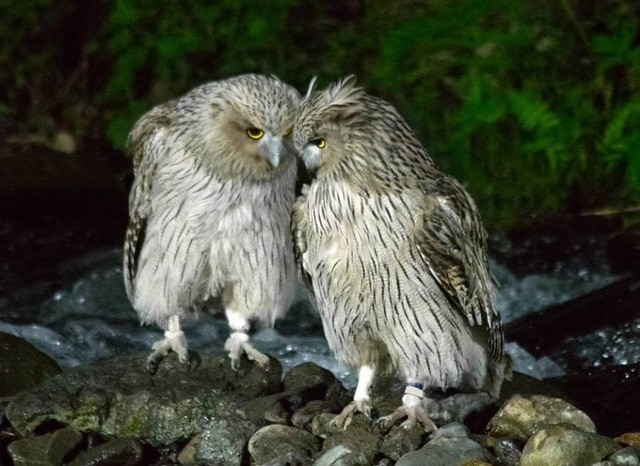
[291,188,314,296]
[415,176,503,359]
[123,106,173,299]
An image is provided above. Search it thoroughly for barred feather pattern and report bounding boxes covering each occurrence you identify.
[293,86,505,397]
[124,74,299,330]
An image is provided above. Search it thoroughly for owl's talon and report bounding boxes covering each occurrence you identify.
[330,398,372,431]
[146,318,189,373]
[224,331,269,370]
[378,403,437,433]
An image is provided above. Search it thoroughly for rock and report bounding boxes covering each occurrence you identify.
[617,433,640,446]
[491,437,521,466]
[248,424,321,465]
[177,434,200,466]
[283,362,342,404]
[553,363,640,437]
[487,394,595,442]
[323,415,382,465]
[292,400,334,430]
[379,424,425,461]
[520,424,618,466]
[312,445,360,466]
[7,427,83,466]
[609,446,640,466]
[240,393,292,425]
[395,422,494,466]
[0,332,61,399]
[311,413,339,439]
[195,414,258,465]
[66,438,144,466]
[6,352,280,445]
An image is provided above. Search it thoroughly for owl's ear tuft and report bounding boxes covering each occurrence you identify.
[322,75,364,108]
[319,75,365,123]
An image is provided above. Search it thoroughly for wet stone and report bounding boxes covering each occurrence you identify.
[609,446,640,466]
[7,427,83,466]
[487,394,595,442]
[0,332,61,399]
[379,424,425,461]
[283,362,341,404]
[492,437,521,466]
[66,438,144,466]
[520,424,618,466]
[617,433,640,447]
[5,352,280,446]
[395,422,494,466]
[248,424,321,465]
[240,393,292,425]
[322,415,382,466]
[196,414,258,466]
[292,400,334,430]
[312,445,367,466]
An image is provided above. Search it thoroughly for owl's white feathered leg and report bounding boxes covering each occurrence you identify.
[331,365,375,430]
[223,310,269,370]
[377,382,437,432]
[147,315,189,370]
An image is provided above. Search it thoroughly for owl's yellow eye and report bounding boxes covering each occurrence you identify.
[311,138,326,149]
[247,128,264,139]
[284,127,293,137]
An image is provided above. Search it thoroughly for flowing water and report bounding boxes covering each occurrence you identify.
[1,226,629,387]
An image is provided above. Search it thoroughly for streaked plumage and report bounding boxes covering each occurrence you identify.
[291,77,506,430]
[124,74,300,369]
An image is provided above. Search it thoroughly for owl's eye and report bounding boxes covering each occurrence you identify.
[247,128,264,139]
[310,138,326,149]
[284,127,293,137]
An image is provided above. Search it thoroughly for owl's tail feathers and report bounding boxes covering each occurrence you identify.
[485,353,511,400]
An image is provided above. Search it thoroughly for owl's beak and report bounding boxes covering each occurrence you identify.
[261,134,284,168]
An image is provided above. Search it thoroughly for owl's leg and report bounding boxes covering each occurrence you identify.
[376,382,437,432]
[331,365,375,430]
[147,315,189,371]
[223,310,269,370]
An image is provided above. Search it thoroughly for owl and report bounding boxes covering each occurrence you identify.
[291,77,506,430]
[124,74,300,371]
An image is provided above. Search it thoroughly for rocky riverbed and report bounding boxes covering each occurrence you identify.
[1,333,639,466]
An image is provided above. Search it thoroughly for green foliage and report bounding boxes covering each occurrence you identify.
[99,0,301,150]
[3,0,639,229]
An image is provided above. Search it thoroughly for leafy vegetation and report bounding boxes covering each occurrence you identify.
[1,0,639,229]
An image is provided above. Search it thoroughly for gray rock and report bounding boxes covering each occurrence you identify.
[0,332,61,400]
[520,424,618,466]
[239,393,291,425]
[610,446,640,466]
[292,400,334,430]
[283,362,343,405]
[312,445,365,466]
[196,415,258,466]
[66,438,144,466]
[6,352,280,445]
[395,422,493,466]
[323,416,383,466]
[379,424,424,461]
[248,424,321,465]
[487,394,596,442]
[7,427,83,466]
[311,413,339,439]
[492,437,521,466]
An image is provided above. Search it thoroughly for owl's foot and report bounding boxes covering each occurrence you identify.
[330,398,372,431]
[376,403,437,432]
[146,316,189,373]
[224,332,269,371]
[376,384,437,432]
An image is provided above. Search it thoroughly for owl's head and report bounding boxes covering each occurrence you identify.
[293,76,368,174]
[187,74,301,180]
[293,77,434,188]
